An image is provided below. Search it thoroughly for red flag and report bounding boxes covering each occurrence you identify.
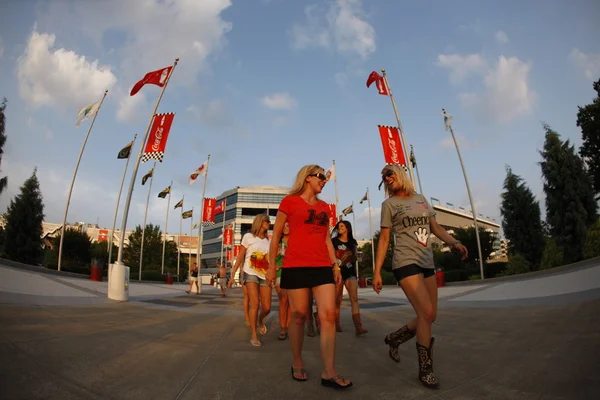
[327,203,337,228]
[202,198,216,224]
[214,199,226,215]
[226,249,232,262]
[223,228,233,246]
[233,244,241,257]
[142,113,175,163]
[130,66,173,96]
[98,229,108,243]
[378,125,407,165]
[366,71,389,96]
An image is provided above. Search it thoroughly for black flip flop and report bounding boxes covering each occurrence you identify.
[321,375,353,389]
[278,331,288,340]
[291,367,308,382]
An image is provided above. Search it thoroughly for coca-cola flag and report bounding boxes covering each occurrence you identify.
[202,198,216,225]
[223,228,233,246]
[98,229,108,243]
[378,125,407,166]
[233,244,241,258]
[366,71,389,96]
[130,66,173,96]
[327,203,337,228]
[142,113,175,163]
[226,249,232,262]
[214,199,226,215]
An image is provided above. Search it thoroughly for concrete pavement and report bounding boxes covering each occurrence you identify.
[1,260,599,399]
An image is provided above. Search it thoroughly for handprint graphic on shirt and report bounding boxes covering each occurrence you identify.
[414,227,429,247]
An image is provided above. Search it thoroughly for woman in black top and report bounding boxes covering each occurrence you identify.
[332,220,368,335]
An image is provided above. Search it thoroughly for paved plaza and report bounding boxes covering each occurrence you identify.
[1,259,599,400]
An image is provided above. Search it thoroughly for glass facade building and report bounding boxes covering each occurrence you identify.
[200,186,289,268]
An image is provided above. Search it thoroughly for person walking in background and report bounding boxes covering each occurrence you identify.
[186,262,199,294]
[229,213,272,347]
[267,165,352,389]
[275,222,292,340]
[332,220,368,335]
[372,164,467,389]
[218,260,228,297]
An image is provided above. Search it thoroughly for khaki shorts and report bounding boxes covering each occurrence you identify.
[218,278,227,287]
[189,276,198,282]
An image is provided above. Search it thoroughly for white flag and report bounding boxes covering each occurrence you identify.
[442,110,453,132]
[75,99,102,127]
[325,164,336,181]
[188,161,208,185]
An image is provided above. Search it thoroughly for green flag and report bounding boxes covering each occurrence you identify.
[158,186,171,198]
[117,141,133,159]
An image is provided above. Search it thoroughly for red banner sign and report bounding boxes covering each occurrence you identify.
[233,245,241,257]
[142,113,175,163]
[226,249,232,261]
[327,203,337,228]
[214,199,226,215]
[378,125,407,165]
[223,228,233,246]
[202,198,216,223]
[98,229,108,243]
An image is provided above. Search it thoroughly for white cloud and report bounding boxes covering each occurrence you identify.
[261,93,297,110]
[40,0,233,121]
[289,0,375,59]
[438,54,536,124]
[187,99,233,127]
[436,54,487,85]
[495,30,509,44]
[16,29,117,110]
[117,89,147,122]
[569,48,600,80]
[438,133,473,150]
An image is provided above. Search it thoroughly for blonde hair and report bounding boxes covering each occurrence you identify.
[250,213,270,237]
[381,164,415,197]
[289,164,324,196]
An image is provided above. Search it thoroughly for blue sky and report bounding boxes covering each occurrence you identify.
[0,0,599,239]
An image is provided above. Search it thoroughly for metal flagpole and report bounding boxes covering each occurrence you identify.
[178,196,184,277]
[443,108,484,280]
[139,162,156,281]
[196,154,210,293]
[381,69,415,185]
[333,159,340,214]
[410,144,424,195]
[108,133,137,269]
[220,202,227,264]
[58,90,108,271]
[351,201,359,279]
[110,58,179,302]
[366,187,375,273]
[189,209,194,271]
[161,181,172,275]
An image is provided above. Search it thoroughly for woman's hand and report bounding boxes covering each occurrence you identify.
[333,268,342,286]
[266,267,277,287]
[227,278,235,288]
[372,273,383,294]
[453,242,469,260]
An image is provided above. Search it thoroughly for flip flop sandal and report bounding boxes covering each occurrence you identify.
[321,375,353,389]
[259,324,267,335]
[250,339,261,347]
[278,331,288,340]
[291,367,308,382]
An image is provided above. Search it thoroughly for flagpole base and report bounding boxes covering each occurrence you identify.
[108,262,130,301]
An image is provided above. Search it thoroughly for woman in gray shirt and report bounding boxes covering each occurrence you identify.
[372,164,468,390]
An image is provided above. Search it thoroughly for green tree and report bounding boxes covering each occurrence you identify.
[357,230,395,284]
[0,98,8,195]
[3,169,45,264]
[453,226,494,266]
[539,124,598,263]
[50,229,92,269]
[577,79,600,200]
[500,166,545,267]
[540,237,564,270]
[123,224,178,272]
[583,219,600,259]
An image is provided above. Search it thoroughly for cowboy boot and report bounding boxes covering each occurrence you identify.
[416,338,440,389]
[351,313,368,335]
[384,325,415,362]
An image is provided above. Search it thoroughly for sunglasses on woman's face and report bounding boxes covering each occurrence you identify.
[381,170,395,180]
[309,173,327,181]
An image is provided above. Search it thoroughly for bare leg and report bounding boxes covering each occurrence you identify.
[246,282,260,342]
[287,288,310,380]
[257,284,272,329]
[242,284,250,326]
[334,279,344,332]
[307,290,316,335]
[313,283,351,386]
[276,285,290,336]
[346,279,367,334]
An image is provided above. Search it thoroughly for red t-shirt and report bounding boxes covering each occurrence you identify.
[278,195,331,268]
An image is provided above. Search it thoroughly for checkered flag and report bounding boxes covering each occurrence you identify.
[142,151,164,163]
[141,112,175,163]
[201,221,215,227]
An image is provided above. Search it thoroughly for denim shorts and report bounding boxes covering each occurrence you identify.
[245,273,269,287]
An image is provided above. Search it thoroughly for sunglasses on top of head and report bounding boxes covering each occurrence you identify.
[309,172,327,181]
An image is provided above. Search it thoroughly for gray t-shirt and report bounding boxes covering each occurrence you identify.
[380,194,436,270]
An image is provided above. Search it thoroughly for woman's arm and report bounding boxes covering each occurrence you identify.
[230,245,247,280]
[430,216,468,259]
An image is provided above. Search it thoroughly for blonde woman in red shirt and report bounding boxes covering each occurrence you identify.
[267,165,352,390]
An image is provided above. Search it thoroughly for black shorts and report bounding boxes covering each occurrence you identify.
[340,266,357,281]
[393,264,435,282]
[280,267,335,290]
